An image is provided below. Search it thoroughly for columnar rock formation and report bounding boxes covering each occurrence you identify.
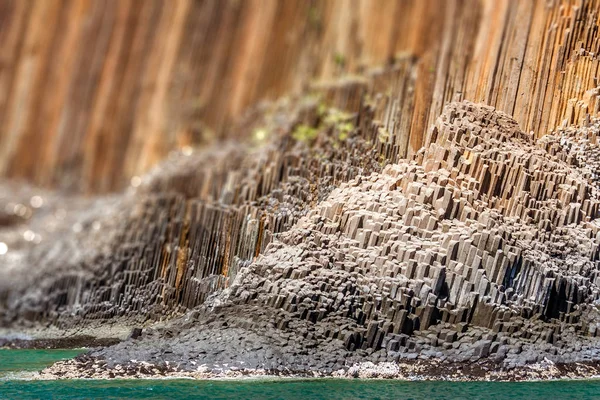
[0,75,392,324]
[9,98,600,375]
[218,102,600,358]
[1,0,600,191]
[4,0,600,377]
[4,95,600,369]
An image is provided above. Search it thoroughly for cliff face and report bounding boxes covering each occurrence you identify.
[1,0,600,192]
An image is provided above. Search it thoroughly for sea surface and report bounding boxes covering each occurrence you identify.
[2,349,600,399]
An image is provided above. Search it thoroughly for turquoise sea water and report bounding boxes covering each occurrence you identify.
[2,350,600,399]
[0,349,84,374]
[4,379,600,400]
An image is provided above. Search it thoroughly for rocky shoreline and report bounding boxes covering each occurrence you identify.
[31,353,600,382]
[6,320,600,383]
